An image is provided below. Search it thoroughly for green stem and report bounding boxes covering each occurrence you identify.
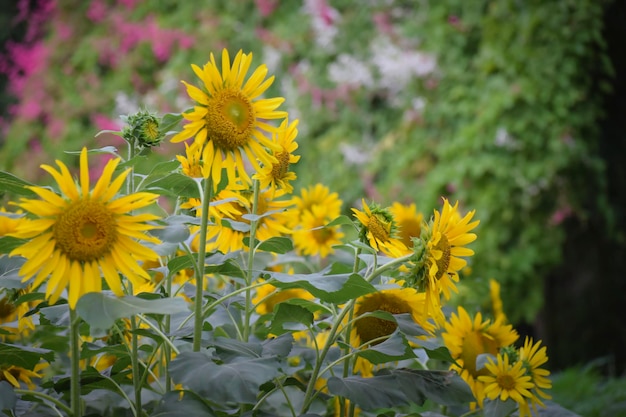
[242,179,260,342]
[365,253,412,283]
[130,315,142,417]
[69,308,82,417]
[193,177,213,351]
[14,389,73,416]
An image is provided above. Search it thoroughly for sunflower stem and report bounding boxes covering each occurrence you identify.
[69,308,82,417]
[193,177,213,352]
[130,315,143,417]
[243,179,261,342]
[14,389,74,416]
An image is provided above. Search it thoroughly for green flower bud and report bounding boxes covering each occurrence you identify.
[121,109,163,148]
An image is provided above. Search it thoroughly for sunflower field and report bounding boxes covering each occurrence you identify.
[1,1,623,417]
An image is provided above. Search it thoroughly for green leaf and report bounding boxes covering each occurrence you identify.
[357,331,415,364]
[262,333,294,358]
[0,255,25,288]
[152,391,216,417]
[423,346,457,363]
[160,113,184,136]
[0,343,54,369]
[167,255,195,276]
[269,272,376,304]
[169,352,280,404]
[151,218,191,244]
[269,303,314,336]
[393,369,474,407]
[0,237,26,256]
[212,337,263,360]
[256,236,294,254]
[326,214,357,228]
[143,173,201,198]
[0,171,37,197]
[66,146,120,156]
[75,293,189,333]
[138,160,183,188]
[483,398,517,417]
[327,374,408,410]
[0,381,17,411]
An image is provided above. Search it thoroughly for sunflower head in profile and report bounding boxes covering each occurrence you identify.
[0,289,36,340]
[253,118,301,194]
[352,200,407,257]
[421,199,479,313]
[389,202,424,250]
[518,337,552,412]
[442,306,519,406]
[9,148,161,309]
[172,49,287,188]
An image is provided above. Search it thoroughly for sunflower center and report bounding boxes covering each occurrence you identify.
[53,199,118,262]
[433,234,451,280]
[367,214,391,243]
[205,89,255,151]
[0,298,16,319]
[496,374,516,390]
[271,151,290,180]
[460,330,499,377]
[312,227,333,244]
[355,294,412,345]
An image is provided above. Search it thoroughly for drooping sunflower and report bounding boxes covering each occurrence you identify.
[292,204,345,258]
[389,202,423,250]
[518,337,552,409]
[9,148,161,309]
[478,353,534,405]
[253,118,301,193]
[442,306,519,406]
[172,49,287,187]
[352,200,407,257]
[422,199,479,313]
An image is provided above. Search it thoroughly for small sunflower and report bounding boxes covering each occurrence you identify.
[389,202,423,250]
[253,118,301,193]
[478,353,534,405]
[442,306,519,406]
[289,183,342,227]
[172,49,287,188]
[0,290,36,340]
[352,200,407,257]
[422,199,479,313]
[1,364,43,389]
[292,204,345,258]
[519,337,552,408]
[9,148,161,309]
[176,141,204,178]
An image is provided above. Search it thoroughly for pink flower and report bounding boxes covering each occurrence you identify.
[86,0,107,22]
[255,0,277,17]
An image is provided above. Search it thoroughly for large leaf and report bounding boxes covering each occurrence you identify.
[269,303,314,336]
[0,381,16,411]
[0,171,37,198]
[393,369,474,407]
[169,351,280,404]
[211,337,263,360]
[150,216,192,244]
[255,236,294,254]
[261,333,294,358]
[327,374,407,410]
[268,271,376,304]
[152,391,215,417]
[75,293,188,333]
[0,343,54,369]
[357,331,415,364]
[483,398,517,417]
[143,173,201,198]
[0,255,25,288]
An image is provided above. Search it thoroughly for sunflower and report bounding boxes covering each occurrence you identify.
[289,183,342,227]
[422,199,479,314]
[176,141,204,178]
[489,279,507,324]
[352,200,407,257]
[1,364,43,389]
[293,204,345,258]
[442,306,519,406]
[518,337,552,408]
[253,118,301,193]
[9,148,161,309]
[0,290,36,340]
[253,280,313,316]
[478,353,534,405]
[389,202,423,250]
[172,49,287,188]
[0,207,24,236]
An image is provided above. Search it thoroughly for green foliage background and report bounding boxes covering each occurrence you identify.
[0,0,613,324]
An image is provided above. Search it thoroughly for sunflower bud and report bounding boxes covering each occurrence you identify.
[121,109,163,148]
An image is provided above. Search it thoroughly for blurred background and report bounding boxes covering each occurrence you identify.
[1,0,625,414]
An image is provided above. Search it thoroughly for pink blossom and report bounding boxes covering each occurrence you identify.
[86,0,107,22]
[255,0,277,17]
[117,0,140,9]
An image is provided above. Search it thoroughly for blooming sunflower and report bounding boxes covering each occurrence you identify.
[289,183,342,227]
[478,353,534,405]
[9,148,161,309]
[292,204,345,258]
[172,49,287,188]
[352,200,407,257]
[422,199,479,313]
[0,290,36,340]
[176,141,204,178]
[518,337,552,409]
[1,364,43,389]
[442,306,518,406]
[253,118,301,193]
[389,202,423,250]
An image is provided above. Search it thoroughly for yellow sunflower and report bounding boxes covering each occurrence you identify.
[0,207,24,236]
[176,141,204,178]
[289,183,342,227]
[9,148,161,309]
[519,337,552,408]
[1,364,44,389]
[489,279,507,324]
[292,204,345,258]
[478,353,534,405]
[0,290,36,340]
[389,202,423,250]
[352,200,407,257]
[442,306,519,406]
[172,49,287,188]
[253,118,301,193]
[422,199,479,314]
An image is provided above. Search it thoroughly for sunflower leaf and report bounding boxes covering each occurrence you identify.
[327,374,408,410]
[0,343,54,369]
[393,369,474,406]
[268,271,376,304]
[169,351,280,405]
[152,391,216,417]
[483,398,518,417]
[256,236,293,254]
[0,381,17,410]
[75,293,189,334]
[357,331,415,364]
[269,303,314,336]
[142,173,201,199]
[0,171,37,198]
[0,254,26,288]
